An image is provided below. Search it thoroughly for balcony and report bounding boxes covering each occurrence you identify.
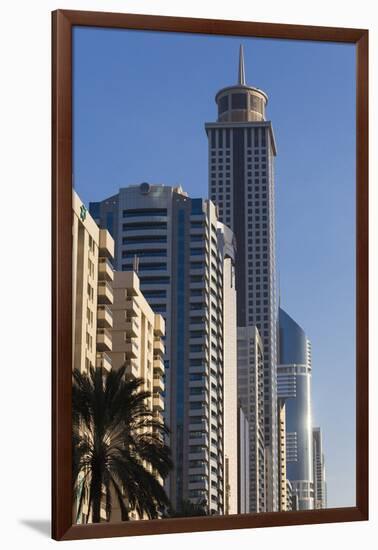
[97,305,113,328]
[125,297,138,317]
[124,339,138,358]
[96,351,112,371]
[189,379,209,391]
[188,406,209,419]
[188,449,208,461]
[153,338,164,356]
[189,434,209,447]
[153,377,164,393]
[153,358,164,376]
[154,314,165,338]
[98,281,113,305]
[99,229,114,258]
[97,328,112,352]
[152,393,164,411]
[125,358,139,378]
[98,257,114,282]
[125,318,139,337]
[188,480,209,491]
[188,464,208,476]
[189,392,208,403]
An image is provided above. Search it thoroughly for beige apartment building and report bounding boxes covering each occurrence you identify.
[109,270,166,521]
[72,191,115,524]
[73,190,115,375]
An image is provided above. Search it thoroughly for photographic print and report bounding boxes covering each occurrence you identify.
[71,27,355,522]
[52,11,368,539]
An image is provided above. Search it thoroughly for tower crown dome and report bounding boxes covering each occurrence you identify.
[215,45,268,123]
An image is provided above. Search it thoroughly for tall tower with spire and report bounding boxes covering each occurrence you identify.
[205,46,279,512]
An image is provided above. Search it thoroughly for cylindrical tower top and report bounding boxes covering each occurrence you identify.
[215,45,268,123]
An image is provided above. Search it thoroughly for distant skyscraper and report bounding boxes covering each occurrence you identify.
[278,307,314,510]
[313,427,327,509]
[205,45,279,511]
[90,183,238,515]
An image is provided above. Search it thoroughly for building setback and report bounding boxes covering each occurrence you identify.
[278,307,314,510]
[313,427,327,509]
[90,183,238,515]
[205,46,279,511]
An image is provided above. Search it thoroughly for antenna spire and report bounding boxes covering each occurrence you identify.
[238,44,246,85]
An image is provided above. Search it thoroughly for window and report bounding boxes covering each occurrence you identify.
[219,95,228,114]
[123,208,167,218]
[231,93,247,109]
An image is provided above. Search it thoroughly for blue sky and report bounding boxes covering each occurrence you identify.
[73,27,356,508]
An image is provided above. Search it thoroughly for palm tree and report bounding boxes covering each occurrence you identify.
[72,365,172,523]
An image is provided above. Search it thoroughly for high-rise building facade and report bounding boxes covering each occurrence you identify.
[73,190,115,375]
[90,183,238,515]
[72,191,115,524]
[312,427,327,509]
[237,326,266,512]
[205,46,279,510]
[278,307,314,510]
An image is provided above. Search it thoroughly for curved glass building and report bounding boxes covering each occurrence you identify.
[278,307,314,510]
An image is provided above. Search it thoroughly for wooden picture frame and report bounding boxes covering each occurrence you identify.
[52,9,368,541]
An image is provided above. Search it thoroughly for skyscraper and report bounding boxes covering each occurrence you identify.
[205,46,279,511]
[278,307,314,510]
[90,183,238,514]
[312,427,327,509]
